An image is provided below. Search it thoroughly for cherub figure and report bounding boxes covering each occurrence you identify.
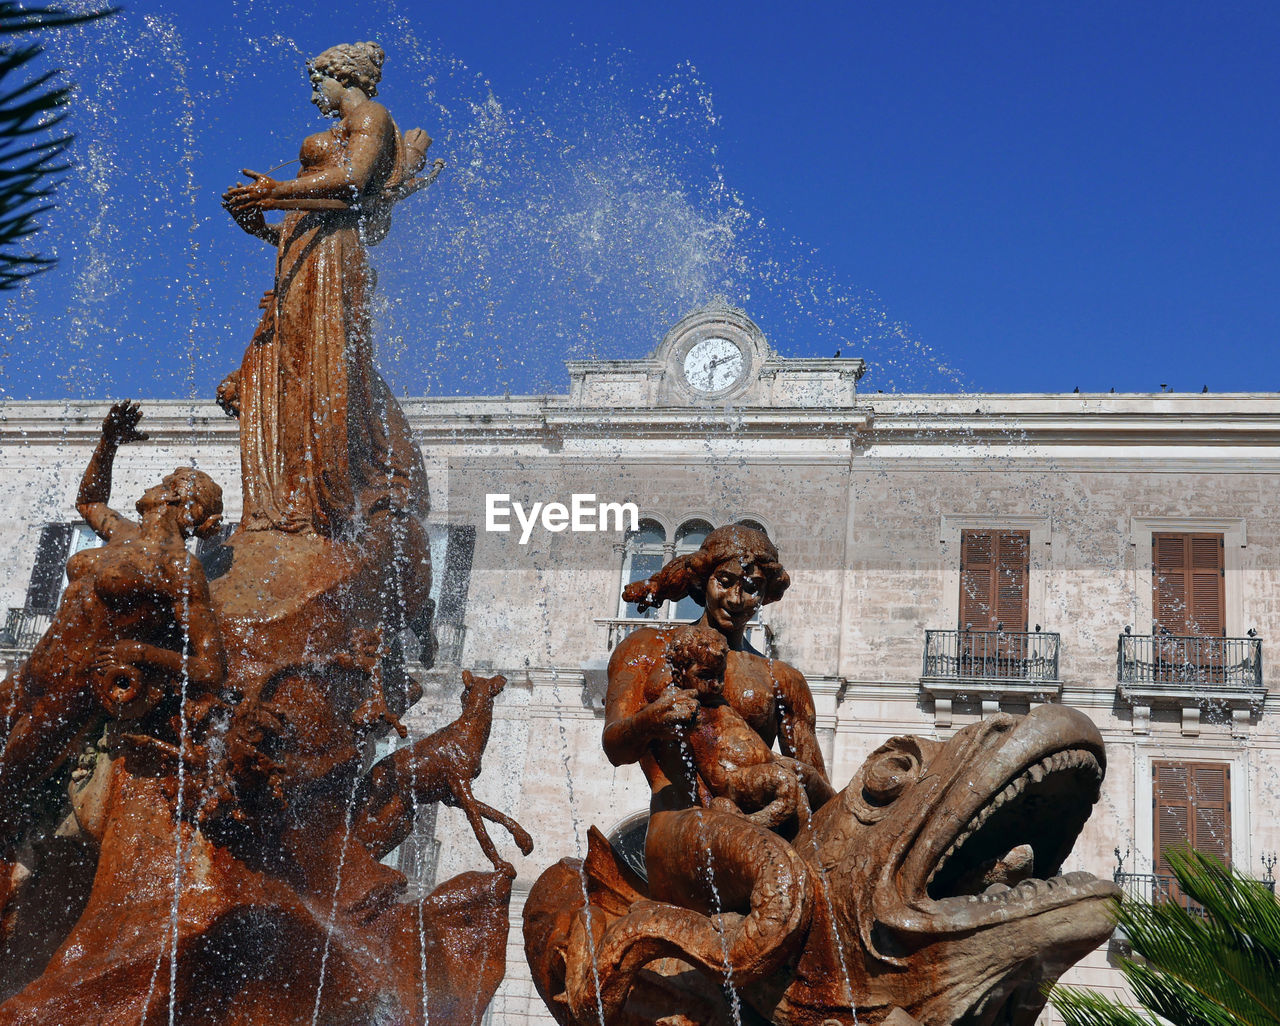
[666,626,813,831]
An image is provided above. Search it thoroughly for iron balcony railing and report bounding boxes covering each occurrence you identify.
[595,617,775,659]
[1117,633,1262,689]
[922,628,1061,683]
[1114,869,1274,916]
[429,622,466,668]
[0,608,51,654]
[3,608,468,671]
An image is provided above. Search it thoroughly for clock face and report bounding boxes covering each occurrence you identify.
[683,337,745,393]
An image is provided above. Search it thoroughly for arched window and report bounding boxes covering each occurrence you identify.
[735,518,768,537]
[619,519,667,618]
[606,809,650,882]
[673,519,714,622]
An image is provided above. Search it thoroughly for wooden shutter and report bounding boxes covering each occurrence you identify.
[996,532,1030,632]
[960,530,1029,631]
[1152,533,1224,637]
[24,523,73,615]
[1189,536,1225,637]
[438,525,476,625]
[960,531,994,630]
[1153,761,1230,876]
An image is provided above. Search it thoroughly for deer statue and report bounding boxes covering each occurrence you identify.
[354,670,533,876]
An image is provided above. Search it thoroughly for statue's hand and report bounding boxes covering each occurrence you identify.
[223,197,270,236]
[89,641,166,720]
[403,127,432,175]
[222,170,278,214]
[216,371,241,418]
[621,578,661,613]
[102,400,148,447]
[646,688,700,737]
[89,640,143,674]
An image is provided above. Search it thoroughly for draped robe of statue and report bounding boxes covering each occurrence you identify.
[238,123,428,536]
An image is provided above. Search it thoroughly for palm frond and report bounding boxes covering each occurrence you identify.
[0,1,116,289]
[0,3,117,34]
[1053,850,1280,1026]
[1053,985,1157,1026]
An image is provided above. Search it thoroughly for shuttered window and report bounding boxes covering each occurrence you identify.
[959,530,1029,632]
[438,525,476,626]
[1153,761,1230,876]
[24,523,74,615]
[1153,533,1224,637]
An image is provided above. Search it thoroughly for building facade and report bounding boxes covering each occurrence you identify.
[1,304,1276,1022]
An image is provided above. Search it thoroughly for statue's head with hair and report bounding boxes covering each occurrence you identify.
[622,524,790,614]
[666,626,730,696]
[308,41,385,98]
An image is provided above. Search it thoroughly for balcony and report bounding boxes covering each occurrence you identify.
[920,628,1062,727]
[595,617,775,659]
[1114,869,1274,918]
[1,608,468,674]
[428,622,467,668]
[0,608,51,657]
[1117,633,1265,735]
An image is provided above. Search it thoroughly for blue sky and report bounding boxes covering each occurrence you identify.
[2,0,1278,399]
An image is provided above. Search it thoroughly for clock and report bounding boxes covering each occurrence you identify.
[682,337,746,394]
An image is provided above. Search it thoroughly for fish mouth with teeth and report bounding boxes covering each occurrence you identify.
[784,703,1120,1026]
[523,704,1118,1026]
[926,746,1106,906]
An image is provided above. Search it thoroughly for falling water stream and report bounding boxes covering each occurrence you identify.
[672,732,746,1026]
[166,550,192,1026]
[310,773,365,1026]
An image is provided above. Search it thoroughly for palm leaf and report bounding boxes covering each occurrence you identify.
[0,1,115,289]
[1053,850,1280,1026]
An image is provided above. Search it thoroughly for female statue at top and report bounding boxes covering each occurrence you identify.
[221,41,440,536]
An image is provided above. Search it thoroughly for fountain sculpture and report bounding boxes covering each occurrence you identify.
[0,30,1119,1026]
[0,41,526,1026]
[524,526,1118,1026]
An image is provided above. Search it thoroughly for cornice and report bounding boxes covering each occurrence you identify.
[541,405,874,437]
[864,410,1280,446]
[855,456,1280,473]
[0,400,876,447]
[6,393,1280,451]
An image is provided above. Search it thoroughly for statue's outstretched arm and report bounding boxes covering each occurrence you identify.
[225,103,392,213]
[76,400,146,541]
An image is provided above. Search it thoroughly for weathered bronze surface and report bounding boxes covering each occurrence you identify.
[0,41,524,1026]
[525,526,1116,1026]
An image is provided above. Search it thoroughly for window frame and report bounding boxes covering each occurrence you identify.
[617,516,670,619]
[939,515,1051,632]
[615,514,773,623]
[1130,517,1245,638]
[1134,749,1248,873]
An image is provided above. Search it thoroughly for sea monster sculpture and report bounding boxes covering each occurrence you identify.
[0,42,528,1026]
[524,527,1117,1026]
